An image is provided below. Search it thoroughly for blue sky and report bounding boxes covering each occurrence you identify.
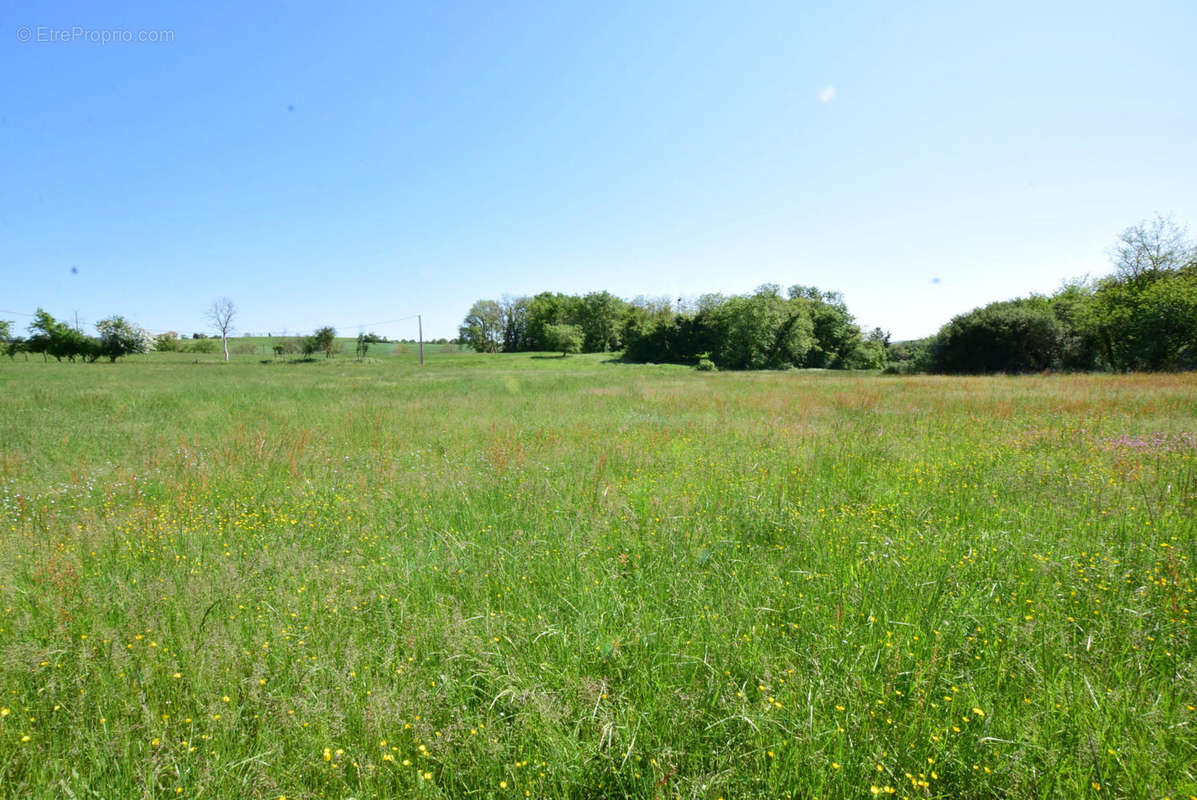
[3,0,1195,341]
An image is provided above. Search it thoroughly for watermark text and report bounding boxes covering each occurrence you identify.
[16,26,175,44]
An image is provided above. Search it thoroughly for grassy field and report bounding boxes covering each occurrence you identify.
[0,354,1194,799]
[181,336,466,359]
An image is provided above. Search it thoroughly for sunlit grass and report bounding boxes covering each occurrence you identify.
[0,355,1193,798]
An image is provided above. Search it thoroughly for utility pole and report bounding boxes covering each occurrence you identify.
[418,315,424,366]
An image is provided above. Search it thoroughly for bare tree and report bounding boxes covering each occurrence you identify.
[207,298,236,361]
[1110,214,1194,281]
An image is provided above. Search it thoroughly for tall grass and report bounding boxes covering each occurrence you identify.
[0,355,1193,798]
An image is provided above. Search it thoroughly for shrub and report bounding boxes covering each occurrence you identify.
[931,300,1063,374]
[95,316,155,362]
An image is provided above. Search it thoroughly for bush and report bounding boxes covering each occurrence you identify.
[931,300,1063,374]
[695,357,717,372]
[96,316,155,362]
[543,323,583,356]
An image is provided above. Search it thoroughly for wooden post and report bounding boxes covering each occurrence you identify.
[418,315,424,366]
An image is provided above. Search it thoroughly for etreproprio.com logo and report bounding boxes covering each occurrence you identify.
[16,25,175,44]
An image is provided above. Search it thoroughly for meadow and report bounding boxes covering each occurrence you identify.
[0,352,1193,799]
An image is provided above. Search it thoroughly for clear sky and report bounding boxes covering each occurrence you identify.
[3,0,1195,341]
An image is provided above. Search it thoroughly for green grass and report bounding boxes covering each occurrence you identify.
[0,354,1194,799]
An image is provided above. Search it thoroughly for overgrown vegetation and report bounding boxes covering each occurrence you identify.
[0,355,1193,798]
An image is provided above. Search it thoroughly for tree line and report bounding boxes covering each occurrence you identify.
[1,309,156,362]
[893,215,1197,374]
[1,303,344,363]
[461,215,1196,373]
[5,216,1192,373]
[459,287,888,369]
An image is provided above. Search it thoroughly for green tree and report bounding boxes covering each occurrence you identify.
[930,299,1063,374]
[788,286,864,368]
[846,328,890,370]
[1092,264,1197,370]
[620,298,682,362]
[543,323,583,356]
[500,296,531,352]
[1088,217,1197,370]
[525,292,574,351]
[703,286,814,369]
[96,316,154,362]
[459,300,503,353]
[577,291,626,352]
[27,308,90,362]
[0,321,22,360]
[312,326,337,358]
